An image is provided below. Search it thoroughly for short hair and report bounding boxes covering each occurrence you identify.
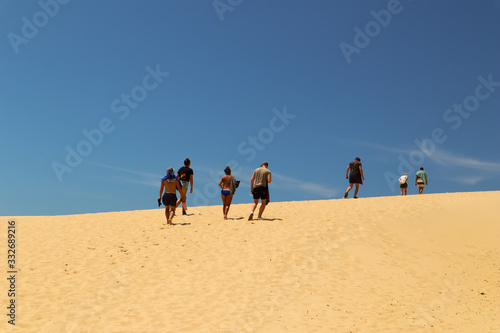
[184,158,191,166]
[224,166,231,175]
[420,167,424,170]
[355,157,361,162]
[262,161,269,167]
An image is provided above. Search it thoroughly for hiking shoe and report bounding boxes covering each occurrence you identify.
[182,209,187,215]
[248,212,254,221]
[344,192,348,199]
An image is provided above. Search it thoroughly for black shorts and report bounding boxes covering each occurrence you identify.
[400,182,408,189]
[349,173,362,184]
[252,187,268,200]
[162,193,177,206]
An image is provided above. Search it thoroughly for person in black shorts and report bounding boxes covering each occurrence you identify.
[249,161,272,221]
[176,158,194,215]
[159,167,184,225]
[344,157,365,199]
[399,173,408,196]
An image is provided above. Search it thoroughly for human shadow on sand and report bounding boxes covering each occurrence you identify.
[251,217,283,221]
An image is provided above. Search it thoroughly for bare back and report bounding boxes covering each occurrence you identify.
[219,175,231,190]
[162,180,179,194]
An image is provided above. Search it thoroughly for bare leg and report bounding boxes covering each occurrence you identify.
[221,193,225,217]
[354,183,360,197]
[168,206,175,224]
[400,187,403,196]
[258,199,267,218]
[176,189,188,209]
[182,192,188,211]
[225,195,233,219]
[345,183,354,198]
[249,199,259,220]
[221,193,228,219]
[251,200,258,214]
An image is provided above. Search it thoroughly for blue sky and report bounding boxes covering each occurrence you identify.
[1,0,499,216]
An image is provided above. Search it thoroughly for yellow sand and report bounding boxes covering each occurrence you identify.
[1,191,499,332]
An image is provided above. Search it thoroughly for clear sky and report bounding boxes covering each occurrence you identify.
[1,0,499,216]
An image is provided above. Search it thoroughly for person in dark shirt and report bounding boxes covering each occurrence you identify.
[176,158,194,215]
[344,157,365,199]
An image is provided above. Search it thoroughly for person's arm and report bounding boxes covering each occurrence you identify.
[359,165,364,180]
[218,177,223,189]
[190,174,194,193]
[346,165,350,179]
[415,175,418,186]
[159,181,164,199]
[250,173,255,193]
[425,173,428,185]
[267,171,272,184]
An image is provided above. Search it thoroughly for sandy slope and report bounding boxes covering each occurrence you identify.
[1,191,499,332]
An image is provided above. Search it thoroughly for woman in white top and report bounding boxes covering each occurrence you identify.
[398,173,408,196]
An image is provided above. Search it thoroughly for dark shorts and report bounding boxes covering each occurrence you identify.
[162,193,177,207]
[252,186,268,200]
[400,182,408,189]
[349,173,362,184]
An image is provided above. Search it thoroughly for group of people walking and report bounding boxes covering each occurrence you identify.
[158,158,194,224]
[158,159,272,225]
[397,167,429,196]
[343,157,429,198]
[159,157,429,224]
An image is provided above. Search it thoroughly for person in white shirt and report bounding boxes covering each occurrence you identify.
[398,173,408,196]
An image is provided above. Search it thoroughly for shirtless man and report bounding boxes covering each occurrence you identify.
[158,167,185,225]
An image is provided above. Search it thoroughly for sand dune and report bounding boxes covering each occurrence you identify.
[1,191,499,332]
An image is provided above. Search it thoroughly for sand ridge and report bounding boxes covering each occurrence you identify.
[1,191,499,332]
